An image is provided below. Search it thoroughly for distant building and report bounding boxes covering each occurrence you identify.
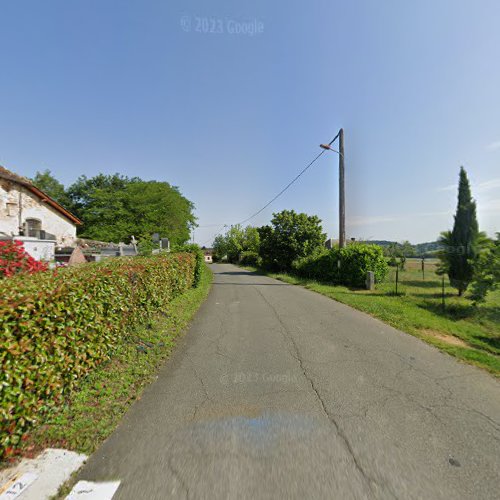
[0,165,82,246]
[203,248,213,263]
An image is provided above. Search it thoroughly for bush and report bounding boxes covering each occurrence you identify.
[239,250,262,267]
[339,243,388,287]
[292,249,338,281]
[293,244,388,287]
[0,240,49,278]
[0,253,196,457]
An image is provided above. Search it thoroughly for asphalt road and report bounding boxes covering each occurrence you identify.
[78,264,500,499]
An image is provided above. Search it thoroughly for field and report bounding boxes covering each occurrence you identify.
[247,258,500,375]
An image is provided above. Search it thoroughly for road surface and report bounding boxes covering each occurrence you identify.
[78,264,500,499]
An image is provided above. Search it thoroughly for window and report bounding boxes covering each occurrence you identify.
[25,218,42,237]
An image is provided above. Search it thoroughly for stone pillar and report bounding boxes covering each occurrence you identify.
[366,271,375,291]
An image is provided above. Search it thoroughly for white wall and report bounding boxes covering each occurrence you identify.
[0,181,77,245]
[16,237,55,262]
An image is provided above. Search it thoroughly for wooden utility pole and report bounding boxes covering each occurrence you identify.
[338,128,346,248]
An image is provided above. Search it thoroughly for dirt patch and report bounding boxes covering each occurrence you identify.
[420,329,470,348]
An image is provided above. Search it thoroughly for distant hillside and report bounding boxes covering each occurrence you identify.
[361,240,442,257]
[413,241,442,255]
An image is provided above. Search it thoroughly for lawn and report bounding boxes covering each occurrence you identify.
[244,258,500,376]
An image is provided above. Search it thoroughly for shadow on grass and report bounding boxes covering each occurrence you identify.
[476,336,500,351]
[419,300,477,320]
[397,280,442,289]
[215,271,258,276]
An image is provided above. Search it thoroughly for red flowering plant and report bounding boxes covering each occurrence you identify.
[0,240,49,278]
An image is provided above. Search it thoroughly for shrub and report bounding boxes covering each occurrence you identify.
[292,249,338,281]
[339,243,388,287]
[0,253,195,457]
[239,250,262,267]
[0,240,49,278]
[293,244,388,287]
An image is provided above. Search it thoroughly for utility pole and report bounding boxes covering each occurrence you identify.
[320,128,346,248]
[338,128,346,248]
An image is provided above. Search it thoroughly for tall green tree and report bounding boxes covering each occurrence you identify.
[66,174,196,244]
[31,170,72,210]
[438,167,480,296]
[258,210,325,271]
[212,225,260,262]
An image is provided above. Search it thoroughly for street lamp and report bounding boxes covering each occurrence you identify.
[320,128,345,248]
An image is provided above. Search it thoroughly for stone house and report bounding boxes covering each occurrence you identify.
[0,165,82,246]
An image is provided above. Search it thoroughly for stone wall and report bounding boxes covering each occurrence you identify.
[0,180,77,245]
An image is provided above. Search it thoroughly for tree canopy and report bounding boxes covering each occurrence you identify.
[32,172,196,244]
[213,225,260,262]
[31,170,72,209]
[258,209,325,270]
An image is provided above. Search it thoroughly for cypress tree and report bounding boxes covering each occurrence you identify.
[446,167,479,295]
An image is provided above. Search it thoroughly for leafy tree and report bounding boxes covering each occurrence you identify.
[213,233,228,262]
[66,174,132,219]
[258,210,325,271]
[384,241,414,269]
[212,225,260,263]
[469,234,500,303]
[399,240,415,270]
[438,167,481,296]
[31,170,72,209]
[67,174,195,244]
[385,243,401,267]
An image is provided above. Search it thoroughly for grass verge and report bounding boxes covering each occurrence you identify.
[241,263,500,376]
[18,263,212,462]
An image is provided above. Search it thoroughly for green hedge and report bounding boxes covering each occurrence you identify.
[171,244,204,287]
[292,244,388,287]
[0,253,196,457]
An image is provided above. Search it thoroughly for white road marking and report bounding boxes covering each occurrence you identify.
[66,480,121,499]
[0,472,37,499]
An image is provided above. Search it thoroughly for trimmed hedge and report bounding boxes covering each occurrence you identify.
[0,253,196,457]
[173,244,204,287]
[292,244,388,287]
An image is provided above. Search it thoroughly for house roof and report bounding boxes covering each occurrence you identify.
[0,165,82,225]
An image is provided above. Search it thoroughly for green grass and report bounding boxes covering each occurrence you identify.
[20,264,212,459]
[243,260,500,376]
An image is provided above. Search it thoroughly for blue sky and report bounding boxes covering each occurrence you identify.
[1,0,499,245]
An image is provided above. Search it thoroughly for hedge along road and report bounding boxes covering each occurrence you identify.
[76,263,500,499]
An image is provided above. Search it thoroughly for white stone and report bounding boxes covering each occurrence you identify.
[0,449,87,500]
[66,481,121,499]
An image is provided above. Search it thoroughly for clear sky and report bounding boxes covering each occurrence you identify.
[1,0,499,245]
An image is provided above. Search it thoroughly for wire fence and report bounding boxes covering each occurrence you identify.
[381,258,452,311]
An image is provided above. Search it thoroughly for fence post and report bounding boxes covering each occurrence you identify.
[395,267,399,295]
[441,275,445,312]
[366,271,375,291]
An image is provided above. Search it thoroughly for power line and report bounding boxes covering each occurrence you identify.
[235,149,327,225]
[197,223,227,228]
[198,223,227,247]
[196,132,340,241]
